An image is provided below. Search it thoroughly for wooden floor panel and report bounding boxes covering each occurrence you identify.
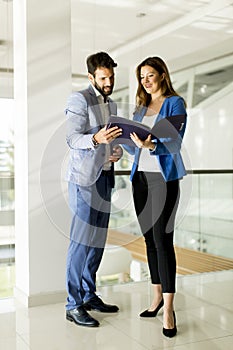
[107,229,233,275]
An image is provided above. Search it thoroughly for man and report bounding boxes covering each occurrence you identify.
[65,52,122,327]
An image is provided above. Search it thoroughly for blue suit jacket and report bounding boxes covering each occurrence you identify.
[65,85,117,186]
[125,96,187,182]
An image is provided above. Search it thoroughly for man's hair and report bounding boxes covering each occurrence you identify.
[86,51,117,75]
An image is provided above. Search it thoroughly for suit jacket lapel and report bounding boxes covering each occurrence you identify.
[87,84,117,126]
[87,85,104,127]
[108,99,117,116]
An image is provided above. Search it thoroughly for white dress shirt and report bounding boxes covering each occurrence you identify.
[138,114,160,172]
[93,86,111,171]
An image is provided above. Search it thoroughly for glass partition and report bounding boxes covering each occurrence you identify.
[192,64,233,107]
[110,171,233,260]
[102,170,233,285]
[176,172,233,259]
[0,0,13,99]
[0,98,15,298]
[0,0,14,298]
[173,55,233,108]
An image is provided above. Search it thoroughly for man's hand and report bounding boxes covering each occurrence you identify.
[93,126,122,144]
[109,145,123,163]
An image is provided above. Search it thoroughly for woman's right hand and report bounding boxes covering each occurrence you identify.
[130,132,155,150]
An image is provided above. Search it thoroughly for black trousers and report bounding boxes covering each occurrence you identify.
[132,171,180,293]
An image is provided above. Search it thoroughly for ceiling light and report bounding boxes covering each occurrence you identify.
[136,13,146,18]
[200,84,207,94]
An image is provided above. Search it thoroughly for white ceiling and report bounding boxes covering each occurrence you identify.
[71,0,233,89]
[0,0,233,95]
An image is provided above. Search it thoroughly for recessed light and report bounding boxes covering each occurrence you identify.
[136,13,146,18]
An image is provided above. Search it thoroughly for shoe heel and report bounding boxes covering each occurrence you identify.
[162,311,177,338]
[83,305,91,311]
[66,314,74,322]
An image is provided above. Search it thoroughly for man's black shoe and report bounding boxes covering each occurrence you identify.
[84,296,119,313]
[66,306,99,327]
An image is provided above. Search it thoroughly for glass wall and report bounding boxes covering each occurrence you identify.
[98,170,232,285]
[0,0,14,299]
[176,172,233,259]
[0,0,13,99]
[171,54,233,109]
[0,99,15,298]
[110,171,233,260]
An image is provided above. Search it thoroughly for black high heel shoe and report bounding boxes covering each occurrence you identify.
[163,311,177,338]
[139,299,164,318]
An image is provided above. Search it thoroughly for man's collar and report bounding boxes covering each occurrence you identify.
[92,84,101,97]
[91,84,109,103]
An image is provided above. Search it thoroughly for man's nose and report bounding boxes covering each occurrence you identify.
[106,78,111,85]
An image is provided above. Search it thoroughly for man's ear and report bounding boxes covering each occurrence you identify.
[88,72,94,83]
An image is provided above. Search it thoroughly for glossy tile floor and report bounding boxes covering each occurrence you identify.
[0,270,232,350]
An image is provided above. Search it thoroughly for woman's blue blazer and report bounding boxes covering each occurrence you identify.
[125,96,187,182]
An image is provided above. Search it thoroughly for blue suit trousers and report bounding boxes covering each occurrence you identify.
[66,173,112,310]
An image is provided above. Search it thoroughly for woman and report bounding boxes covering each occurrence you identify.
[126,56,187,337]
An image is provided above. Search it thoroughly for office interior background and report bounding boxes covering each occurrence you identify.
[0,0,233,349]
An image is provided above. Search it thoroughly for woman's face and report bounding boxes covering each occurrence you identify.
[140,65,163,95]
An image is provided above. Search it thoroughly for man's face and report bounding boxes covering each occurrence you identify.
[89,67,115,97]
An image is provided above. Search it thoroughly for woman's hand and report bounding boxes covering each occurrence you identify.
[130,133,155,150]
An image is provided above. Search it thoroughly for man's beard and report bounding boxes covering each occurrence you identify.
[94,80,113,98]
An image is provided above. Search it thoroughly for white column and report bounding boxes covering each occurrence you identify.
[128,64,137,108]
[13,0,72,306]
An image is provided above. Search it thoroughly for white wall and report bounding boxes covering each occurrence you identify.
[184,85,233,169]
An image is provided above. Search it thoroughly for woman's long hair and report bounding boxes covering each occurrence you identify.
[135,56,182,108]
